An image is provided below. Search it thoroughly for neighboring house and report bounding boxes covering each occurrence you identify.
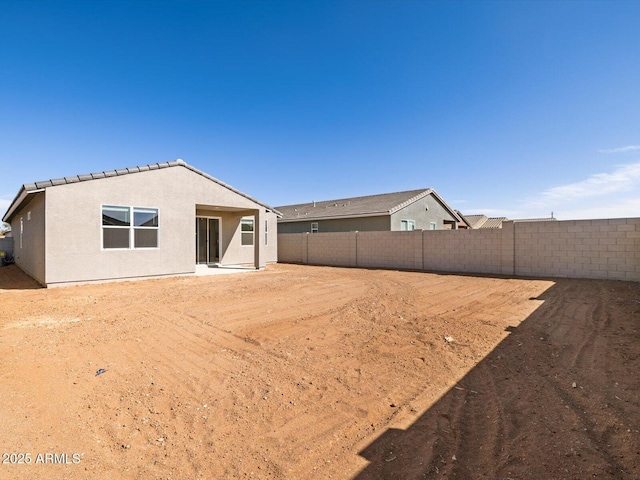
[462,214,508,229]
[453,211,472,229]
[461,214,558,229]
[276,189,462,234]
[2,160,281,287]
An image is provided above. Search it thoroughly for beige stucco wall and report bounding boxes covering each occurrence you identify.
[10,192,46,284]
[390,194,457,230]
[196,208,278,265]
[43,165,277,286]
[277,215,390,234]
[278,218,640,281]
[278,194,459,234]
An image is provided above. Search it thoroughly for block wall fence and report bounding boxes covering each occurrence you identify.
[0,237,13,258]
[277,218,640,282]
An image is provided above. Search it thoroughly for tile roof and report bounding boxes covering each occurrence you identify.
[23,160,184,191]
[462,213,559,229]
[512,217,557,222]
[462,214,488,229]
[461,214,507,229]
[277,189,463,223]
[4,159,280,223]
[481,217,507,229]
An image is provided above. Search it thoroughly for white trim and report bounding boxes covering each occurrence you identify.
[101,204,160,250]
[400,219,415,231]
[241,216,254,247]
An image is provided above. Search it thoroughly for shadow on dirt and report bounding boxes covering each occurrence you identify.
[355,278,640,479]
[0,264,43,290]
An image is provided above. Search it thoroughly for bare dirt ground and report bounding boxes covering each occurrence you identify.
[0,263,638,480]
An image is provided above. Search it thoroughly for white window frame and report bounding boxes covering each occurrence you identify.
[401,219,415,231]
[429,222,437,230]
[101,205,159,250]
[311,222,319,233]
[241,217,254,247]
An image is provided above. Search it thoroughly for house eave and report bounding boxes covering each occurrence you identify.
[2,187,45,224]
[2,160,283,222]
[278,211,390,223]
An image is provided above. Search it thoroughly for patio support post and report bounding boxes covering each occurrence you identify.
[254,208,265,270]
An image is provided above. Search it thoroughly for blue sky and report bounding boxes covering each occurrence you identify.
[2,0,640,221]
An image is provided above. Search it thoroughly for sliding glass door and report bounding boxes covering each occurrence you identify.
[196,217,220,265]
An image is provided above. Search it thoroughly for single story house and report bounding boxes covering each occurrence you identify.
[276,189,463,234]
[2,159,280,287]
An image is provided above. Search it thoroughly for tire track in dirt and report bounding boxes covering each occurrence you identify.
[2,265,637,479]
[357,277,639,480]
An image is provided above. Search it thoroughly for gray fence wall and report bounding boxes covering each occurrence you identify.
[0,237,13,258]
[278,218,640,281]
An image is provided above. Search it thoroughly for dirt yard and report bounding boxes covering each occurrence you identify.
[0,263,638,479]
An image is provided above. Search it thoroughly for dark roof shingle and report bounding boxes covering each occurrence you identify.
[277,189,437,222]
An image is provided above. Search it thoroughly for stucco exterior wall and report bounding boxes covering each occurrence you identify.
[10,192,46,284]
[278,218,640,281]
[195,208,278,266]
[390,194,457,230]
[43,165,277,286]
[278,194,458,234]
[277,215,390,234]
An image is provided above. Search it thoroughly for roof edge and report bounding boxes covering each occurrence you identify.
[278,211,392,223]
[427,189,463,223]
[2,160,282,222]
[387,189,432,215]
[177,161,281,215]
[2,186,45,224]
